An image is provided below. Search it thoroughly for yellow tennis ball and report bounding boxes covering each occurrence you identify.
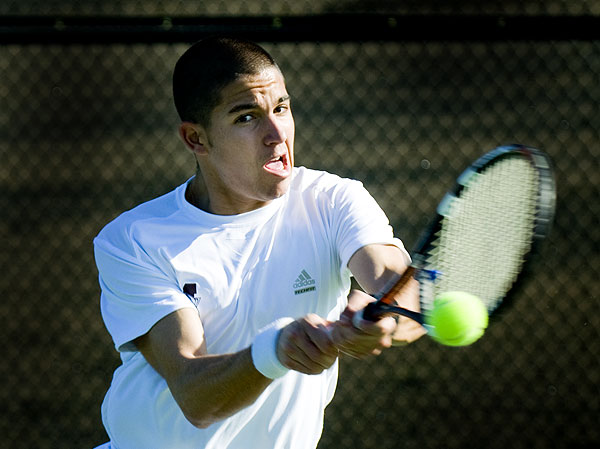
[426,291,489,346]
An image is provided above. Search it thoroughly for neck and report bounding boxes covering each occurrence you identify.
[185,175,211,212]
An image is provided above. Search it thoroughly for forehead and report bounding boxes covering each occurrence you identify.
[216,67,288,109]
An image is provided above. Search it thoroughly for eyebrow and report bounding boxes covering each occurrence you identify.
[227,95,291,115]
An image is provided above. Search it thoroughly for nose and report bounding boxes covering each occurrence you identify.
[263,115,287,146]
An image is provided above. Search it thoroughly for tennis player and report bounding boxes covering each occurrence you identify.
[93,37,425,449]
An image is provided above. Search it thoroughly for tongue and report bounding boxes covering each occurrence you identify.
[266,159,284,171]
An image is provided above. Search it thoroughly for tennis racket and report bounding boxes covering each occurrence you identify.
[358,144,556,331]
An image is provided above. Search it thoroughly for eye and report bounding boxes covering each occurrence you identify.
[274,104,289,114]
[234,113,254,124]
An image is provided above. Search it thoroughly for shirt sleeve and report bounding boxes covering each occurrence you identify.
[330,179,410,278]
[94,236,194,352]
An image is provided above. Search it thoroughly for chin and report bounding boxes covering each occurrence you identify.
[271,177,292,199]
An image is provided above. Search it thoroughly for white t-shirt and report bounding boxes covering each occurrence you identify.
[94,167,409,449]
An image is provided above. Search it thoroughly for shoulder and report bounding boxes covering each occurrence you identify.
[94,183,185,253]
[288,167,388,228]
[290,166,365,202]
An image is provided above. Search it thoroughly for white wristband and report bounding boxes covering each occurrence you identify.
[251,317,294,379]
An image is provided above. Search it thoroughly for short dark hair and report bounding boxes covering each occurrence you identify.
[173,36,280,127]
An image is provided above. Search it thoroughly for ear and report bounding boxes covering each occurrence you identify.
[178,122,209,155]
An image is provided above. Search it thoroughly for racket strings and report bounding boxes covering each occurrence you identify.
[428,156,539,312]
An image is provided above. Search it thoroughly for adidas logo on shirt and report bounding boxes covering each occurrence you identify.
[294,270,316,295]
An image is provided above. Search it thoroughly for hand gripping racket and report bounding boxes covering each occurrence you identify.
[359,144,556,332]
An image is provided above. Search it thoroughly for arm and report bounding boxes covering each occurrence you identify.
[347,243,410,296]
[135,308,338,429]
[95,230,336,428]
[135,308,269,428]
[331,244,426,356]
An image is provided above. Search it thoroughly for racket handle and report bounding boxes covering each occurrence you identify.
[349,301,386,330]
[358,301,425,325]
[352,301,391,326]
[353,266,425,326]
[361,301,385,321]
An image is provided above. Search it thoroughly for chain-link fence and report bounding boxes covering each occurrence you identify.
[2,0,599,16]
[2,2,599,448]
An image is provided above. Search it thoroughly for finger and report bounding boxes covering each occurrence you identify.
[284,342,336,374]
[392,316,427,345]
[331,319,393,358]
[278,320,338,374]
[337,345,383,359]
[352,315,397,337]
[346,289,377,313]
[303,314,339,357]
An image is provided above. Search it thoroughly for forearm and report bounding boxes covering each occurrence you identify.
[348,244,409,295]
[135,308,273,429]
[168,347,271,428]
[342,244,426,348]
[136,309,338,429]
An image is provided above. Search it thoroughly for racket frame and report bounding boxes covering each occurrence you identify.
[362,144,556,324]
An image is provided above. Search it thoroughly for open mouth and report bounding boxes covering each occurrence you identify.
[263,152,291,177]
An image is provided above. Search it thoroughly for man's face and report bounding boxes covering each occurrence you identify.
[200,66,295,214]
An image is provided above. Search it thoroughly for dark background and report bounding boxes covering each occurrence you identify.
[1,1,599,448]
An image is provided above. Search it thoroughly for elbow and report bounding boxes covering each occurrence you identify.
[187,416,216,430]
[169,378,222,428]
[179,402,221,429]
[178,396,235,429]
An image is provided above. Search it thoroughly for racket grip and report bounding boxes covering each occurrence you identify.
[355,300,425,326]
[351,301,402,327]
[360,301,384,322]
